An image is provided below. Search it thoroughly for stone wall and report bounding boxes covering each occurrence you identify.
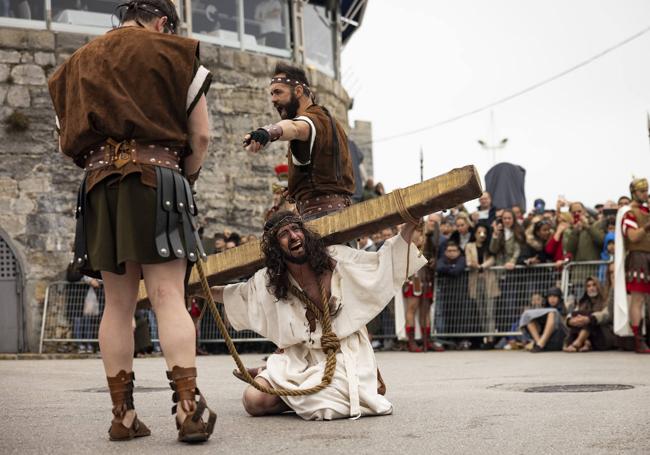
[349,120,373,179]
[0,28,355,352]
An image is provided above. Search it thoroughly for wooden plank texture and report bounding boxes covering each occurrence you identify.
[137,164,482,303]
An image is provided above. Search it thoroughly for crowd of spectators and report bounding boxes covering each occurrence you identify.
[59,183,642,356]
[382,190,632,353]
[200,227,258,255]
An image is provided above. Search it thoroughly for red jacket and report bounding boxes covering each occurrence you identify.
[545,233,570,261]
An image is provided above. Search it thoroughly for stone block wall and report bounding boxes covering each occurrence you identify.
[0,28,353,351]
[349,120,373,179]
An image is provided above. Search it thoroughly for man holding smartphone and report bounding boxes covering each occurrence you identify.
[564,202,601,262]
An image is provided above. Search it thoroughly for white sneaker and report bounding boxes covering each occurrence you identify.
[78,345,87,353]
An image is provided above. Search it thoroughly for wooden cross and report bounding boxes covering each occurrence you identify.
[137,165,482,304]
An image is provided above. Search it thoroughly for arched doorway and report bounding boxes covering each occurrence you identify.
[0,230,24,353]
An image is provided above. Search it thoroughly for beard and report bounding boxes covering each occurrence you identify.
[281,249,309,264]
[275,91,300,119]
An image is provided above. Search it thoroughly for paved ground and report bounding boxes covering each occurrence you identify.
[1,351,649,454]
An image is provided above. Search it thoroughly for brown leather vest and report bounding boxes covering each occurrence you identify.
[625,204,650,252]
[287,105,355,202]
[48,27,199,168]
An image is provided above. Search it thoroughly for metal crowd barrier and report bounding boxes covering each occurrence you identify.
[561,260,612,307]
[39,260,613,352]
[38,281,268,353]
[433,263,562,337]
[39,281,108,353]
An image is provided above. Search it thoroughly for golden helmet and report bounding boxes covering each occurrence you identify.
[630,177,649,195]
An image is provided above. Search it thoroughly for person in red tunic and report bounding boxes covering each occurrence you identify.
[617,178,650,353]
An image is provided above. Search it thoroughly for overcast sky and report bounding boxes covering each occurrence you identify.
[341,0,650,211]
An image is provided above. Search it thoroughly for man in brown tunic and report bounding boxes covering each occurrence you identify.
[48,0,216,442]
[243,63,355,220]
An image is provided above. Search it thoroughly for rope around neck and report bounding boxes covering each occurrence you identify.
[195,256,340,396]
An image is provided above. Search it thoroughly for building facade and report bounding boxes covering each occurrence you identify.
[0,0,371,352]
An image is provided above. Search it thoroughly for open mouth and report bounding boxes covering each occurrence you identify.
[289,240,303,253]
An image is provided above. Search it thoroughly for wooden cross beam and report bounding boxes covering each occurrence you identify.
[137,164,482,304]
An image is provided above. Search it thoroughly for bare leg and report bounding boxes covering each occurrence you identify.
[526,321,542,345]
[574,329,590,349]
[630,292,645,326]
[418,299,432,329]
[404,296,421,352]
[99,261,142,427]
[142,259,196,421]
[405,296,419,327]
[242,377,290,416]
[537,311,557,348]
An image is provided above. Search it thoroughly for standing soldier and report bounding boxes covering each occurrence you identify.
[48,0,217,442]
[243,63,355,220]
[615,177,650,353]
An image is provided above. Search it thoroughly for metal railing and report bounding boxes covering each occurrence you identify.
[39,260,613,352]
[433,263,562,338]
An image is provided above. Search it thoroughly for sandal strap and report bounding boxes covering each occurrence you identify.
[106,370,135,416]
[192,388,207,422]
[167,366,198,412]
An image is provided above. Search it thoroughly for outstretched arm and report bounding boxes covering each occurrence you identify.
[243,119,311,153]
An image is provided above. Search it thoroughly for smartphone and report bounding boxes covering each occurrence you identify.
[560,206,569,213]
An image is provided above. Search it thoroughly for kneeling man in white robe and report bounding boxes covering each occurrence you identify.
[210,210,426,420]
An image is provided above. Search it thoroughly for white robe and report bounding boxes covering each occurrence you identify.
[614,206,632,336]
[223,234,427,420]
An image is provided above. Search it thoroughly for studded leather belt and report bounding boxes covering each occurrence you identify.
[296,194,352,220]
[83,139,183,172]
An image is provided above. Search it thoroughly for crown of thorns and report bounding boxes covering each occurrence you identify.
[263,213,304,238]
[270,77,310,88]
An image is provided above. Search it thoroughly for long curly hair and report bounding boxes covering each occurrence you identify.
[261,211,333,300]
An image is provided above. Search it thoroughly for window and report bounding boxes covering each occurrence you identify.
[51,0,117,33]
[0,0,45,24]
[242,0,290,56]
[191,0,240,47]
[303,3,334,77]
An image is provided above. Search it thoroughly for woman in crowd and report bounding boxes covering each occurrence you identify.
[518,287,567,352]
[466,223,500,345]
[489,209,525,269]
[449,212,474,253]
[519,219,553,266]
[489,209,526,331]
[545,217,571,267]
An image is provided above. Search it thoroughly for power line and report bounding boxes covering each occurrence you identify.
[359,24,650,147]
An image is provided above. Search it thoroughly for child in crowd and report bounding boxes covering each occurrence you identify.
[518,288,567,352]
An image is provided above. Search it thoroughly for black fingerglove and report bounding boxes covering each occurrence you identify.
[245,128,271,146]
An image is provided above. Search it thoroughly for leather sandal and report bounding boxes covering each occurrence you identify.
[106,370,151,441]
[167,366,217,443]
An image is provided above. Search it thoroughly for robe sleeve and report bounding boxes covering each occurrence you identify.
[382,234,429,291]
[332,234,427,338]
[222,270,272,337]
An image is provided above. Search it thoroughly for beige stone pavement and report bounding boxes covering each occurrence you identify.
[1,351,649,455]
